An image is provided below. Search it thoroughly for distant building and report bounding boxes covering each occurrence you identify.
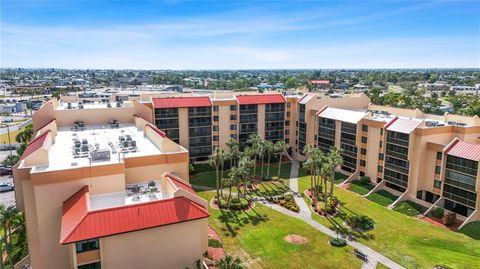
[309,80,330,89]
[450,85,476,91]
[418,82,449,91]
[0,102,26,113]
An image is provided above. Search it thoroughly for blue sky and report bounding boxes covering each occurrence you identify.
[1,0,479,69]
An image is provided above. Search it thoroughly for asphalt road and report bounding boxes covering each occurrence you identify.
[0,150,16,207]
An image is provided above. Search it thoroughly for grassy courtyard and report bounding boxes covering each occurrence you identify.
[298,175,480,269]
[197,191,362,269]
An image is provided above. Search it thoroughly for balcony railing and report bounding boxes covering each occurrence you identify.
[384,162,409,175]
[386,137,409,147]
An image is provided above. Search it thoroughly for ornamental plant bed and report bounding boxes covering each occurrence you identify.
[267,193,300,213]
[305,189,339,218]
[210,196,255,212]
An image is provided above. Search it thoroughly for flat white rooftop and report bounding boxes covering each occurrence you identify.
[89,181,171,210]
[56,101,134,110]
[31,123,161,173]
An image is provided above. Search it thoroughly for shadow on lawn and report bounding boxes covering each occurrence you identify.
[324,205,376,241]
[217,207,269,237]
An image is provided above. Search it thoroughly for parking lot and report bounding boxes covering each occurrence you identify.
[1,150,16,207]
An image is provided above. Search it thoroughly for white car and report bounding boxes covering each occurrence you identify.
[0,183,14,192]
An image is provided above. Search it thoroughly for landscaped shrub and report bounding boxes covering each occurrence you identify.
[432,207,445,218]
[208,239,223,248]
[218,196,250,210]
[329,238,347,247]
[330,196,339,207]
[284,193,293,201]
[346,214,375,231]
[442,211,457,226]
[359,176,371,185]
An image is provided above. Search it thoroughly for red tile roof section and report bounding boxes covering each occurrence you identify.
[236,94,286,105]
[445,140,480,162]
[60,187,209,244]
[165,173,196,195]
[152,96,212,109]
[20,131,51,160]
[60,186,90,243]
[146,123,167,138]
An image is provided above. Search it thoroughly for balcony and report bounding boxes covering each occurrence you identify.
[384,162,409,175]
[386,137,409,147]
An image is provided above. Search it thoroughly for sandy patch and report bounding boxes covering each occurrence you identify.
[284,234,309,244]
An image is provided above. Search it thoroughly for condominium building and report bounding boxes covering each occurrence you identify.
[13,99,209,269]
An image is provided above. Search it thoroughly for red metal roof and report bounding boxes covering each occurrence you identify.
[20,131,51,160]
[236,94,286,105]
[60,186,209,244]
[152,96,212,109]
[165,173,196,195]
[445,140,480,162]
[146,123,167,138]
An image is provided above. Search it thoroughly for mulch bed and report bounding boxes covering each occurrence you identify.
[418,215,462,231]
[304,189,338,217]
[207,225,225,261]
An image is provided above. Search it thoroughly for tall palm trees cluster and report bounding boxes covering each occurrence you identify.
[303,145,343,212]
[208,134,287,209]
[0,205,27,269]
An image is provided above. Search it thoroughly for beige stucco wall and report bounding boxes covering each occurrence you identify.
[258,104,266,140]
[178,107,189,148]
[100,218,208,269]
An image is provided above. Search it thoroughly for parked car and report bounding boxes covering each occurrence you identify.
[0,166,13,176]
[0,182,14,192]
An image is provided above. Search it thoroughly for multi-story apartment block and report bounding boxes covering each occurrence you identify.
[13,99,209,269]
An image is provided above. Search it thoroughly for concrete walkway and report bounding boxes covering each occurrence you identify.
[281,160,405,269]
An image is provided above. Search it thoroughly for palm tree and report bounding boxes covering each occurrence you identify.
[227,167,242,205]
[218,149,228,197]
[264,141,274,179]
[274,141,286,178]
[327,147,343,200]
[215,255,243,269]
[314,148,326,195]
[0,205,24,269]
[303,145,317,196]
[208,148,223,202]
[237,156,254,197]
[247,134,261,175]
[226,138,240,167]
[259,140,266,178]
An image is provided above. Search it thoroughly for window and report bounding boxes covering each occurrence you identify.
[285,138,290,144]
[286,120,290,126]
[213,106,219,111]
[362,125,368,132]
[435,165,441,174]
[213,126,219,131]
[361,136,367,143]
[360,160,366,167]
[287,102,291,108]
[379,141,383,148]
[230,134,237,139]
[230,124,237,130]
[379,153,384,160]
[286,112,290,117]
[378,165,383,172]
[285,129,290,135]
[360,171,365,176]
[434,180,442,188]
[361,148,367,155]
[230,115,237,120]
[436,152,442,160]
[213,136,219,141]
[380,128,384,135]
[213,116,219,122]
[230,105,236,111]
[76,239,99,253]
[78,262,101,269]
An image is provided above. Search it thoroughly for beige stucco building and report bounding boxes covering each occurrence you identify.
[13,99,208,269]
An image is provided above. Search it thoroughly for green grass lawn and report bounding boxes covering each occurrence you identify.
[348,182,374,196]
[458,222,480,240]
[198,191,362,269]
[393,200,426,217]
[334,172,348,184]
[366,190,398,206]
[298,175,480,269]
[191,163,293,189]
